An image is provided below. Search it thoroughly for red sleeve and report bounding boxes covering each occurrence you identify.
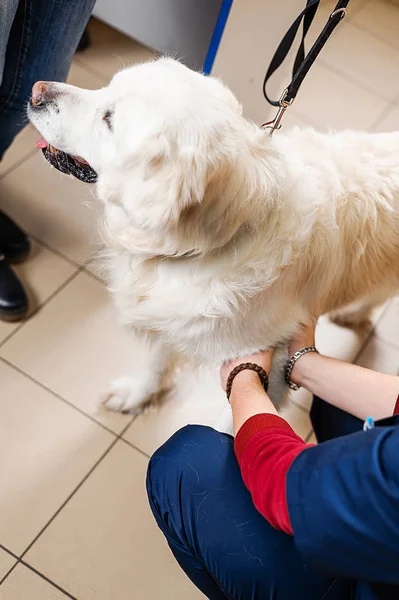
[235,394,399,535]
[234,414,313,535]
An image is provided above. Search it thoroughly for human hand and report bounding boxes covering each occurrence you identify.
[220,349,273,392]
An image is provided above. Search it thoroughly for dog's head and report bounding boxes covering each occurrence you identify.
[29,58,281,257]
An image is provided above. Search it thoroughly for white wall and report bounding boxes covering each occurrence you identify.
[93,0,223,71]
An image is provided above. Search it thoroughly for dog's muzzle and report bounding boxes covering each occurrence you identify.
[30,81,97,183]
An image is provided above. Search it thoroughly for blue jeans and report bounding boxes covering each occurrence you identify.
[147,398,399,599]
[0,0,95,159]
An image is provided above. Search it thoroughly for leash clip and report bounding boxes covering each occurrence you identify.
[261,88,294,136]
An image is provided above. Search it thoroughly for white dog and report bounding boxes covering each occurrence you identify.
[28,58,399,413]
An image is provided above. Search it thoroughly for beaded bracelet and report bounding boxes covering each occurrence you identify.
[226,362,269,401]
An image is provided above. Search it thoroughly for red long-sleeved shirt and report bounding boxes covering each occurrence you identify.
[234,394,399,535]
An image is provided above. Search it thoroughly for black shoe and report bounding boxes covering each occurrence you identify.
[0,256,28,322]
[0,210,30,263]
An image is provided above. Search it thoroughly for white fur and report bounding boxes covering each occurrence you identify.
[29,58,399,412]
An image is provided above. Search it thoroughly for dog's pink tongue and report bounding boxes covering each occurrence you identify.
[36,137,48,149]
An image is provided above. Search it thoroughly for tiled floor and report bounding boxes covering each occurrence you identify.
[1,2,399,597]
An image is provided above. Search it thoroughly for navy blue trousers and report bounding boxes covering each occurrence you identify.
[146,398,399,600]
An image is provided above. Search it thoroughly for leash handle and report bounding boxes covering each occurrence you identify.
[263,0,350,108]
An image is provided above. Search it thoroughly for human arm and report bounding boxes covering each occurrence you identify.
[221,328,399,541]
[221,351,309,534]
[289,323,399,419]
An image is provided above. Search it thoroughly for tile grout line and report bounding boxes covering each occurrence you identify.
[0,148,37,181]
[0,543,19,560]
[17,412,140,563]
[0,557,78,600]
[352,302,393,365]
[19,561,79,599]
[316,57,395,104]
[0,256,111,351]
[73,56,111,85]
[118,435,151,459]
[371,332,399,353]
[29,234,84,270]
[0,267,82,350]
[0,418,142,594]
[19,436,121,561]
[0,563,19,587]
[0,355,126,437]
[369,97,399,131]
[348,19,399,58]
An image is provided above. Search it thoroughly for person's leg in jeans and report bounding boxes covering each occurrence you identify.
[0,0,96,157]
[147,424,351,600]
[0,0,95,320]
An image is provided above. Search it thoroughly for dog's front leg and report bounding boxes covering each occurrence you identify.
[103,342,178,414]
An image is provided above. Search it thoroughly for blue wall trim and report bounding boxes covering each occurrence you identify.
[203,0,233,75]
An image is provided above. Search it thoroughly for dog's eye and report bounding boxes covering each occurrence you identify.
[103,110,113,131]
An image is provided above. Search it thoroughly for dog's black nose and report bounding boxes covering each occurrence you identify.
[31,81,54,106]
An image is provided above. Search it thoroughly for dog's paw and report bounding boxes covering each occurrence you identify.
[102,375,157,414]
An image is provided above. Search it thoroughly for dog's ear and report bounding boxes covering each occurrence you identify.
[97,132,211,256]
[97,127,281,257]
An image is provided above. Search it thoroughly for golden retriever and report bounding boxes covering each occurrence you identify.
[28,58,399,414]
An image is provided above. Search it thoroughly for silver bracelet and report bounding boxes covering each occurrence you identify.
[285,346,319,390]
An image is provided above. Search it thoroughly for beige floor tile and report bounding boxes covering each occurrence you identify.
[307,431,317,444]
[316,311,380,361]
[319,22,399,102]
[373,296,399,348]
[371,103,399,132]
[0,547,16,580]
[306,0,366,47]
[1,564,68,599]
[0,272,144,434]
[351,0,399,51]
[124,367,227,456]
[356,335,399,375]
[0,360,114,555]
[0,152,101,265]
[289,386,314,413]
[76,18,155,82]
[0,241,77,345]
[67,59,108,89]
[292,62,388,130]
[25,441,204,600]
[0,125,38,179]
[280,401,312,439]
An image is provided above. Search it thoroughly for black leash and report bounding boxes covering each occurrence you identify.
[263,0,350,134]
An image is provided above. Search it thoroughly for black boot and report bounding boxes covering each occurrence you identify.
[0,210,30,321]
[0,210,30,263]
[0,256,28,321]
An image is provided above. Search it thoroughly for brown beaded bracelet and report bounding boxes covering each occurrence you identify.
[226,362,269,401]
